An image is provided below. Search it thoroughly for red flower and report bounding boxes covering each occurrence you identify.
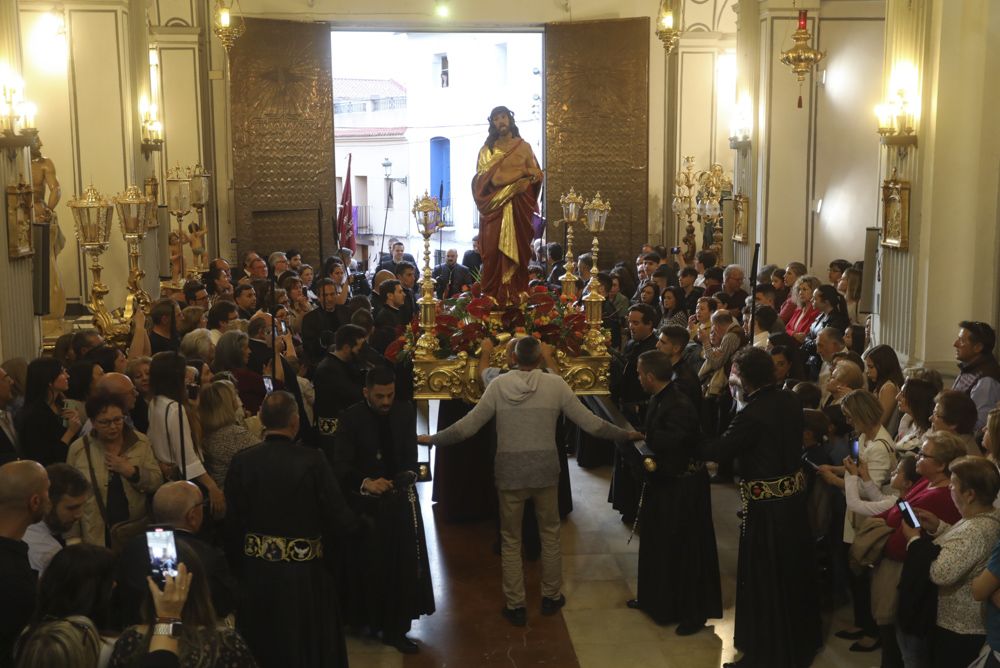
[384,338,405,362]
[531,284,550,294]
[467,297,495,320]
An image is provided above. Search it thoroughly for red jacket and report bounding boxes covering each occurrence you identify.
[877,478,961,562]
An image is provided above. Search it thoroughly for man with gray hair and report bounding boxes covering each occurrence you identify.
[419,337,643,627]
[0,461,50,665]
[225,391,360,668]
[116,480,237,624]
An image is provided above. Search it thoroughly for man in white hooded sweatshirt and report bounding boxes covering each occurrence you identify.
[419,336,643,626]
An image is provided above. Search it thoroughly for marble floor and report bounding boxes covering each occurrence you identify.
[347,458,879,668]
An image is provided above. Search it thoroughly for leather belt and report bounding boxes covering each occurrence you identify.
[243,533,323,562]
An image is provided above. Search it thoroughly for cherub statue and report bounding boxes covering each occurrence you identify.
[187,221,207,271]
[169,231,185,284]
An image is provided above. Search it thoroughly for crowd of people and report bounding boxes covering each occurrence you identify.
[0,236,999,668]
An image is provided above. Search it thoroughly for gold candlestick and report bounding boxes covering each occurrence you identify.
[114,185,157,319]
[557,188,584,299]
[412,191,442,360]
[69,185,126,337]
[582,193,611,356]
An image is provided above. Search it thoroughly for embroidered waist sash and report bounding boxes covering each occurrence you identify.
[243,533,323,562]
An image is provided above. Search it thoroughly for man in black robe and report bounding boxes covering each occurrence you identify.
[627,351,721,633]
[703,347,821,668]
[224,391,360,668]
[312,324,367,460]
[608,304,658,523]
[301,278,346,368]
[656,324,703,410]
[371,279,409,354]
[332,366,434,654]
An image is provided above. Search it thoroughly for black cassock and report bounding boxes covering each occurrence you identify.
[223,435,360,668]
[633,382,721,626]
[332,400,435,637]
[608,333,657,521]
[704,386,821,668]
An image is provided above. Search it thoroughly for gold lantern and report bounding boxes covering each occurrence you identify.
[581,193,611,356]
[69,185,123,337]
[555,188,584,299]
[412,191,443,360]
[114,185,155,319]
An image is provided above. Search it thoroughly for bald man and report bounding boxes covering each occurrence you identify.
[116,481,236,625]
[432,248,473,299]
[0,461,50,666]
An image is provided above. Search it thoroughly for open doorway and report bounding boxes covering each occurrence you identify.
[330,30,543,271]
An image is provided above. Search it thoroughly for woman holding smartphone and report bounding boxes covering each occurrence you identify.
[903,457,1000,668]
[109,545,257,667]
[818,390,897,653]
[17,358,83,466]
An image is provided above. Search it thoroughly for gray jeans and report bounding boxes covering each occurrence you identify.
[497,485,561,609]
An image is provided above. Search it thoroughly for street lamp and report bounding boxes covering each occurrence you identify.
[381,157,408,186]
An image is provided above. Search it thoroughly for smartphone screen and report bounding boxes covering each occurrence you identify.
[897,500,921,529]
[670,246,681,255]
[262,375,274,394]
[850,437,860,463]
[147,528,179,586]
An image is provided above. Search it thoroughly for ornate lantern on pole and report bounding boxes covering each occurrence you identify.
[113,185,155,319]
[165,165,191,288]
[556,188,584,299]
[581,193,611,356]
[412,191,443,360]
[69,185,122,337]
[696,163,732,261]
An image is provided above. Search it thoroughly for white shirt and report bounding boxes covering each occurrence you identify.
[23,521,64,575]
[147,396,207,479]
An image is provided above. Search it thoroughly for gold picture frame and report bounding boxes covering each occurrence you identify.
[732,193,749,243]
[881,172,910,250]
[5,184,34,259]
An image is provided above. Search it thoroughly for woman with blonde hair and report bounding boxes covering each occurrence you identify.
[785,275,822,343]
[818,389,897,651]
[199,380,258,490]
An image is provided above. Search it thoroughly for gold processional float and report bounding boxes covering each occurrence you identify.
[400,188,612,403]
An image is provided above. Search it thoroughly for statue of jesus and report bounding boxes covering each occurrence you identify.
[471,106,542,306]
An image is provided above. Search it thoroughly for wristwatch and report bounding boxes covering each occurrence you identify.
[153,620,183,638]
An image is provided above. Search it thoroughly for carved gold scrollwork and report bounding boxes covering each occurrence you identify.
[414,350,609,403]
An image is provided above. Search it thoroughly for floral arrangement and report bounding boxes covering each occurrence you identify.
[385,284,592,362]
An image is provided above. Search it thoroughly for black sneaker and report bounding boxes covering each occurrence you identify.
[502,606,527,627]
[541,594,566,616]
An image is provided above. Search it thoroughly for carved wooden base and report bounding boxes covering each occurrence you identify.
[413,350,609,403]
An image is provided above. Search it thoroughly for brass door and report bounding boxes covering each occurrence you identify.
[230,18,335,266]
[545,18,650,268]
